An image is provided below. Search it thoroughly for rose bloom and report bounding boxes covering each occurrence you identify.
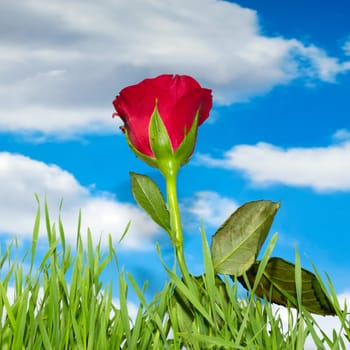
[113,74,212,158]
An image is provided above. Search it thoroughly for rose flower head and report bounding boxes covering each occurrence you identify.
[113,74,212,170]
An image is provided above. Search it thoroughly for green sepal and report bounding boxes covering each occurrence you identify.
[149,103,181,177]
[130,172,171,234]
[211,200,280,276]
[123,128,158,168]
[149,103,174,162]
[174,111,199,166]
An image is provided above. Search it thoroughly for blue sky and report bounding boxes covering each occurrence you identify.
[1,0,350,325]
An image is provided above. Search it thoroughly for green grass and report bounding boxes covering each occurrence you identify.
[0,202,349,349]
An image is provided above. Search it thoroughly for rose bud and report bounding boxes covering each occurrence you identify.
[113,74,212,170]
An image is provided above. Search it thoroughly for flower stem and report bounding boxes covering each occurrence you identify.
[165,168,190,282]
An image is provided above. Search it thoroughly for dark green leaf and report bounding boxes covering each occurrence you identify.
[238,257,336,315]
[170,274,228,332]
[211,200,280,276]
[130,172,171,233]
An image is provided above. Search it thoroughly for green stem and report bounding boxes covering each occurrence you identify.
[165,168,190,282]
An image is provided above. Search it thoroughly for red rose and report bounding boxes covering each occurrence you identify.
[113,74,212,158]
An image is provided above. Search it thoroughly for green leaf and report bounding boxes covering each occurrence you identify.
[130,172,171,233]
[30,194,41,273]
[238,257,336,315]
[211,200,280,276]
[170,274,226,332]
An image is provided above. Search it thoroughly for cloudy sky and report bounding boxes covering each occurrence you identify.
[1,0,350,338]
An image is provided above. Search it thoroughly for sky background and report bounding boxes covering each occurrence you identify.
[1,0,350,339]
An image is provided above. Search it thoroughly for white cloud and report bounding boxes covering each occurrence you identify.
[0,152,159,249]
[294,43,350,82]
[0,106,115,138]
[1,0,350,136]
[183,191,239,228]
[343,38,350,56]
[199,140,350,191]
[332,128,350,142]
